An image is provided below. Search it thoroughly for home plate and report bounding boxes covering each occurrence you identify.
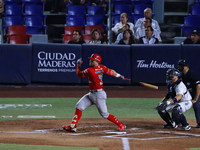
[105,132,127,134]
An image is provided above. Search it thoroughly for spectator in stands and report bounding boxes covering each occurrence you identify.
[112,13,134,35]
[139,26,159,44]
[135,17,161,44]
[135,8,161,34]
[90,0,108,12]
[115,24,132,44]
[182,30,200,44]
[88,28,107,44]
[68,30,85,44]
[118,29,135,45]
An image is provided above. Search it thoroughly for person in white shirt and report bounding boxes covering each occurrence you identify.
[135,17,161,43]
[139,26,159,44]
[135,8,161,34]
[112,13,134,35]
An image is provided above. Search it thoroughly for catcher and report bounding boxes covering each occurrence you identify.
[156,68,192,130]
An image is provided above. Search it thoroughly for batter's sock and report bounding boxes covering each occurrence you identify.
[70,109,82,128]
[107,114,122,126]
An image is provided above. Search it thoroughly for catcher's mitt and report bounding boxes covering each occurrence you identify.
[156,102,168,112]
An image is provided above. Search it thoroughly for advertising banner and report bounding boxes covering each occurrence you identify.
[31,43,81,83]
[131,44,181,84]
[81,44,131,85]
[0,44,32,84]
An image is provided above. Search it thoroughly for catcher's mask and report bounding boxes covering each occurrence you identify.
[166,68,181,83]
[88,53,101,63]
[177,59,189,72]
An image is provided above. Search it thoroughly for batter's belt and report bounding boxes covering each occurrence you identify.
[90,89,104,93]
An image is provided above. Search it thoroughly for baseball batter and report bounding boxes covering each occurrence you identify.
[62,53,128,132]
[157,68,192,130]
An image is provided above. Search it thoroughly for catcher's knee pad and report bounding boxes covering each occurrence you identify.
[172,104,182,119]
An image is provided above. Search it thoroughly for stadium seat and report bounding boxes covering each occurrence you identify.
[87,6,105,16]
[66,16,85,27]
[86,15,105,26]
[7,34,31,44]
[133,15,143,24]
[67,5,86,16]
[64,26,83,35]
[133,3,152,15]
[183,15,200,27]
[112,0,132,4]
[85,25,103,35]
[192,5,200,16]
[4,16,24,30]
[83,34,92,43]
[4,0,22,4]
[23,0,45,4]
[62,34,73,44]
[132,0,154,4]
[7,25,27,35]
[114,4,133,16]
[25,16,48,34]
[24,3,43,16]
[5,4,23,16]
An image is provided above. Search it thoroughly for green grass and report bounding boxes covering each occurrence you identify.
[0,98,196,121]
[0,143,99,150]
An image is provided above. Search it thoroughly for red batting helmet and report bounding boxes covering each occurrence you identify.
[88,53,101,63]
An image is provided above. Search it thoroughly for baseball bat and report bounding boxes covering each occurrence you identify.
[124,78,131,81]
[140,82,158,90]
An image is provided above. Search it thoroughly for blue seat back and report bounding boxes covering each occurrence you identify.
[86,15,104,26]
[24,4,43,15]
[114,4,133,16]
[5,16,24,27]
[134,4,152,15]
[26,26,44,34]
[25,16,44,26]
[5,4,23,16]
[23,0,45,4]
[183,27,200,37]
[87,6,105,16]
[133,15,143,24]
[4,0,22,4]
[192,5,200,16]
[112,0,132,4]
[184,15,200,27]
[68,5,86,16]
[66,16,85,27]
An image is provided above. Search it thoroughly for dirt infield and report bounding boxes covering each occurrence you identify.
[0,86,200,150]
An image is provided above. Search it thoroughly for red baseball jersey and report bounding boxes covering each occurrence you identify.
[76,65,113,90]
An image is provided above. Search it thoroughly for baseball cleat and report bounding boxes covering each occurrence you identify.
[118,124,126,131]
[183,125,191,131]
[197,124,200,128]
[62,125,77,132]
[163,122,177,129]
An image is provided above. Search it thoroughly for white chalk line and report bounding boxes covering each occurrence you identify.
[0,104,52,109]
[1,126,200,150]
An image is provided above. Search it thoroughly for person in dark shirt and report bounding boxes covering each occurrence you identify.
[118,29,135,45]
[178,60,200,128]
[183,29,200,44]
[68,30,85,44]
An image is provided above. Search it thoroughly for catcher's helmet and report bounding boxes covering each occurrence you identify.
[177,59,189,72]
[88,53,101,63]
[166,68,181,83]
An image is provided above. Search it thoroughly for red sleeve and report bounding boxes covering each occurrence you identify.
[76,65,88,78]
[103,65,114,76]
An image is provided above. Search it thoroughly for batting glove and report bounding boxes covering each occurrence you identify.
[77,58,83,66]
[119,75,125,80]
